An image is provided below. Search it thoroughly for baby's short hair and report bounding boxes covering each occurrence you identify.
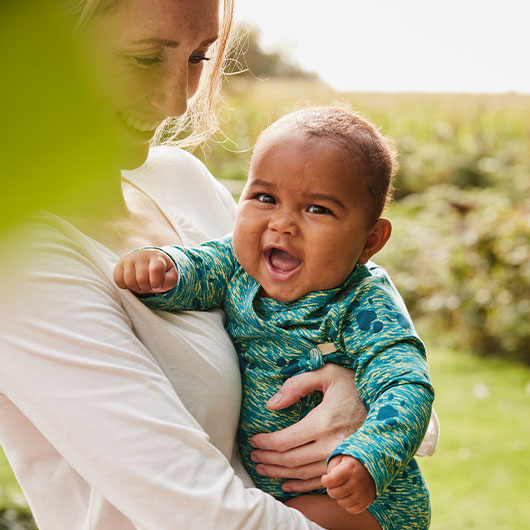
[258,106,398,222]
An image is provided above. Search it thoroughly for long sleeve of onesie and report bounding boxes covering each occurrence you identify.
[329,276,434,498]
[142,234,236,312]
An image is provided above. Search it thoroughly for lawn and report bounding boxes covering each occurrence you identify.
[420,347,530,529]
[1,346,529,529]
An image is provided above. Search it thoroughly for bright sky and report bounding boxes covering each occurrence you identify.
[234,0,530,94]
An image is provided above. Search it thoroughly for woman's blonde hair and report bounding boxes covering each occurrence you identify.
[62,0,235,149]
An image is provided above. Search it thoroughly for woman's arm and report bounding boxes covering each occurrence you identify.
[0,220,323,530]
[249,364,368,493]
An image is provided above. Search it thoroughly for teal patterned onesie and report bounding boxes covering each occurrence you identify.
[142,234,434,530]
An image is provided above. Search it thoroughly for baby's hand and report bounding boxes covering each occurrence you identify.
[321,454,376,515]
[114,249,178,295]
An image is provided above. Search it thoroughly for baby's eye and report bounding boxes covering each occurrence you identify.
[255,193,276,204]
[307,204,332,215]
[131,56,162,67]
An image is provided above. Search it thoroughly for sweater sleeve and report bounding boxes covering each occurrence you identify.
[329,270,434,497]
[141,234,237,311]
[0,219,323,530]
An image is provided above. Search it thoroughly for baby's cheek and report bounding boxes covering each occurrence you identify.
[232,228,259,277]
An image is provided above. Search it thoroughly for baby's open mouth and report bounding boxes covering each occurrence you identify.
[265,248,302,273]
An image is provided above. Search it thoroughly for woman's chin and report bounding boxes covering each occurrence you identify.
[119,142,151,170]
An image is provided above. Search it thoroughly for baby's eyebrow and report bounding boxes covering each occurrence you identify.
[247,179,275,189]
[305,193,345,209]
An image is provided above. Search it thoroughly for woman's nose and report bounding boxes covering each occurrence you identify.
[150,61,188,118]
[268,212,298,236]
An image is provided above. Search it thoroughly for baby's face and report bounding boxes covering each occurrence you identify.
[233,129,379,302]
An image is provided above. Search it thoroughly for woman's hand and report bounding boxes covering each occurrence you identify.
[249,364,367,493]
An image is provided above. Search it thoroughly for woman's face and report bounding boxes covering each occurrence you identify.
[83,0,220,168]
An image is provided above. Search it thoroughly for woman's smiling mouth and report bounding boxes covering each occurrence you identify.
[117,111,160,134]
[264,248,302,280]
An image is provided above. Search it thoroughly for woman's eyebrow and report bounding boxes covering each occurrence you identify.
[130,36,218,48]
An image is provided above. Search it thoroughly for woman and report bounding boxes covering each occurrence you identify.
[0,1,373,528]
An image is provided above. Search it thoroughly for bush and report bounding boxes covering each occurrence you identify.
[380,185,530,363]
[0,509,36,530]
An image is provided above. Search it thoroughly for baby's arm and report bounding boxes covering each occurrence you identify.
[114,234,237,312]
[320,273,434,511]
[114,249,178,295]
[331,306,434,500]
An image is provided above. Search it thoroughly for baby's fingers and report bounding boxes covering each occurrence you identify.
[148,254,175,291]
[325,476,356,500]
[113,262,127,289]
[160,266,178,292]
[337,495,369,515]
[122,259,145,293]
[321,459,351,488]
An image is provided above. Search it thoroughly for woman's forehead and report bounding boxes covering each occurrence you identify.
[91,0,220,39]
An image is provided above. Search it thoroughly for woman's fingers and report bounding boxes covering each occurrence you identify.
[266,369,329,410]
[251,437,331,467]
[251,384,364,454]
[250,404,329,452]
[255,460,326,481]
[257,365,367,453]
[281,477,324,493]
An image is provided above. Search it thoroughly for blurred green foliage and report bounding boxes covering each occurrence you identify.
[0,0,121,235]
[0,510,36,530]
[0,447,35,530]
[198,78,530,363]
[379,186,530,363]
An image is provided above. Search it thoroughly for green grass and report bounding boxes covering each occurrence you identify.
[1,347,529,529]
[421,346,530,529]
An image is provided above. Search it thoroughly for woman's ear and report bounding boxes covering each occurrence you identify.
[358,218,392,264]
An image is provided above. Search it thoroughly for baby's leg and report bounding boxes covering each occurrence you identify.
[286,494,382,530]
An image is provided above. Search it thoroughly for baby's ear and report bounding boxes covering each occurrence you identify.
[358,218,392,264]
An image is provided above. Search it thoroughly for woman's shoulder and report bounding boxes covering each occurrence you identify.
[124,146,237,241]
[0,213,113,300]
[124,146,233,209]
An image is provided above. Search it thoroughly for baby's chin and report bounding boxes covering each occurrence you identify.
[257,284,309,303]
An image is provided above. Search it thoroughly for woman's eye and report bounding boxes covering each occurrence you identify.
[255,193,275,204]
[307,204,331,215]
[189,55,211,65]
[131,56,162,67]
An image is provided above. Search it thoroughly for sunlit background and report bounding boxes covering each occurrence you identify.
[234,0,530,94]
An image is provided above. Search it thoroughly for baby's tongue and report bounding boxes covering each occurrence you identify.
[269,249,301,271]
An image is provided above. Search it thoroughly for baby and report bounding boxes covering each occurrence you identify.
[114,106,434,530]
